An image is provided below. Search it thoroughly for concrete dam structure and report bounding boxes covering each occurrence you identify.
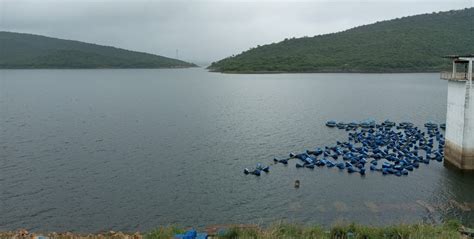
[441,55,474,170]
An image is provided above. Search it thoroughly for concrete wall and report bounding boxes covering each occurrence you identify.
[445,80,474,170]
[462,83,474,170]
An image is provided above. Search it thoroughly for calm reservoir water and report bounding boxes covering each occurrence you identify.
[1,68,473,232]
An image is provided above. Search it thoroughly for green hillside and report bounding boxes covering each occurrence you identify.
[0,31,196,69]
[209,8,474,73]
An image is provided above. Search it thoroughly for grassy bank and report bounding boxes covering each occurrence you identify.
[145,221,473,239]
[2,221,473,239]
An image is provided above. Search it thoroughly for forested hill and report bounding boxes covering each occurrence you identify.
[0,31,196,69]
[208,8,474,73]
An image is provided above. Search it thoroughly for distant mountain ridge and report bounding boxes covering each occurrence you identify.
[208,8,474,73]
[0,31,196,69]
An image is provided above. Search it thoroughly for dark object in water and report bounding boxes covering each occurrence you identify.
[382,120,396,127]
[424,122,438,129]
[255,163,270,173]
[360,121,376,128]
[401,169,409,175]
[274,158,289,165]
[305,164,315,169]
[337,122,346,129]
[326,121,337,127]
[252,169,261,176]
[347,167,356,173]
[398,122,414,128]
[244,163,269,176]
[307,148,323,156]
[326,160,336,168]
[294,180,300,188]
[336,162,345,169]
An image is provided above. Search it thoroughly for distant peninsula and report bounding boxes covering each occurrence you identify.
[0,31,197,69]
[208,8,474,73]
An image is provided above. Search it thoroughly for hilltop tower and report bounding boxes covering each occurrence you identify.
[441,55,474,170]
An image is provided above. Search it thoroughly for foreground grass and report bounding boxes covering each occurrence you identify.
[145,220,469,239]
[1,221,470,239]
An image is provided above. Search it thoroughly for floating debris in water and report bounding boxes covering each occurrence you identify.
[269,120,446,177]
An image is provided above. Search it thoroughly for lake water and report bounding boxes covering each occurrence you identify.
[1,68,473,233]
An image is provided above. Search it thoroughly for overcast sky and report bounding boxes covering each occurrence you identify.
[1,0,472,65]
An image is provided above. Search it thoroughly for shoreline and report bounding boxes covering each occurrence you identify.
[2,221,473,239]
[0,66,199,70]
[207,69,444,74]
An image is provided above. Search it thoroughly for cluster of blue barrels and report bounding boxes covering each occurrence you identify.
[244,163,270,176]
[246,120,446,177]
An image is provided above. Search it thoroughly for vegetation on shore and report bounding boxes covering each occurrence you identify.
[3,221,472,239]
[0,31,197,69]
[208,8,474,73]
[146,221,471,239]
[212,221,466,239]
